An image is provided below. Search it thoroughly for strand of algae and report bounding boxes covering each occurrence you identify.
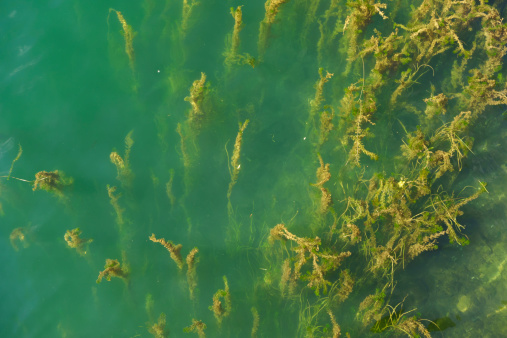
[339,82,378,167]
[269,223,351,296]
[183,319,206,337]
[186,247,199,300]
[178,73,211,198]
[341,0,388,76]
[33,170,74,201]
[107,8,138,93]
[327,309,341,338]
[176,123,191,169]
[224,6,256,68]
[148,233,202,293]
[110,130,134,188]
[7,144,22,180]
[148,313,169,338]
[251,307,259,338]
[258,0,291,61]
[311,154,333,214]
[308,68,333,139]
[149,233,184,270]
[96,257,129,284]
[225,6,243,65]
[226,119,249,217]
[305,68,336,156]
[165,169,176,209]
[181,0,200,36]
[64,228,93,256]
[185,72,208,131]
[209,276,232,327]
[107,185,125,228]
[108,9,136,75]
[10,227,29,251]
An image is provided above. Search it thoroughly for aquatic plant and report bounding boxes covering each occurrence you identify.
[148,313,169,338]
[224,6,243,65]
[186,247,199,300]
[10,227,29,251]
[176,123,191,169]
[165,169,176,209]
[269,223,351,295]
[227,119,249,217]
[307,68,334,147]
[183,319,206,337]
[181,0,199,36]
[342,0,389,76]
[310,68,334,122]
[108,9,136,75]
[96,258,129,283]
[110,130,134,188]
[251,307,259,338]
[7,144,22,180]
[149,233,184,270]
[209,276,232,327]
[107,185,125,228]
[370,302,431,338]
[64,228,93,256]
[327,309,341,338]
[258,0,290,60]
[185,72,208,130]
[32,170,73,198]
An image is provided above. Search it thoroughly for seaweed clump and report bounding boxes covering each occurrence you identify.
[183,319,206,337]
[110,130,134,188]
[227,119,249,216]
[10,227,29,251]
[258,0,290,61]
[96,258,129,284]
[149,233,184,270]
[186,247,199,300]
[148,313,169,338]
[108,9,136,75]
[209,276,232,327]
[33,170,73,198]
[270,223,351,295]
[64,228,93,256]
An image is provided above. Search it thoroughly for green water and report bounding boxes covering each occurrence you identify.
[1,0,507,337]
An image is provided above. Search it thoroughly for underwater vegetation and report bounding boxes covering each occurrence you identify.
[64,228,93,256]
[96,257,129,284]
[3,0,507,337]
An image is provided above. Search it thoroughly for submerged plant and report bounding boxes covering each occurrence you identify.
[64,228,93,256]
[185,72,208,130]
[107,185,125,228]
[186,247,199,300]
[110,130,134,188]
[269,224,351,295]
[251,307,260,338]
[183,319,206,337]
[227,119,249,217]
[10,227,29,251]
[96,258,129,283]
[181,0,199,36]
[258,0,290,60]
[224,6,244,66]
[209,276,232,327]
[149,233,184,270]
[108,9,136,75]
[148,313,169,338]
[7,143,22,180]
[33,170,73,198]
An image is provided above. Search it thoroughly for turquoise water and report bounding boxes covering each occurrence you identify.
[1,0,507,337]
